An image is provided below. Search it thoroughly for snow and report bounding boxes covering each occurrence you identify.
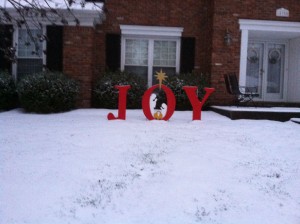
[291,118,300,124]
[211,105,300,113]
[0,109,300,224]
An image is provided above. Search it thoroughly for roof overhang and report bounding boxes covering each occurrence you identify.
[239,19,300,40]
[120,25,184,38]
[0,0,104,27]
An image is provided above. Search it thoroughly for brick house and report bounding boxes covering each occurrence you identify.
[1,0,300,107]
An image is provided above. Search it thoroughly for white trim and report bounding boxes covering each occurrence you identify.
[148,40,154,85]
[176,40,181,74]
[239,29,248,86]
[120,37,126,72]
[283,43,289,101]
[120,25,183,37]
[239,19,300,33]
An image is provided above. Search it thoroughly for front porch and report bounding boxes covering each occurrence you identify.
[239,20,300,104]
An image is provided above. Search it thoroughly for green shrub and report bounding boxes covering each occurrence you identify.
[17,72,79,113]
[93,71,147,109]
[0,71,18,111]
[164,72,210,110]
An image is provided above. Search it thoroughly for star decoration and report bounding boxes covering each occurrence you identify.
[155,69,168,89]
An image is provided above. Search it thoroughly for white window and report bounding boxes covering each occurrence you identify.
[124,39,148,79]
[13,28,46,79]
[121,25,183,86]
[153,40,177,67]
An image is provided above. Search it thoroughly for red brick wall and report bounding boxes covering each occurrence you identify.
[62,0,300,107]
[210,0,300,105]
[63,1,214,108]
[96,0,213,73]
[63,26,95,108]
[93,26,105,78]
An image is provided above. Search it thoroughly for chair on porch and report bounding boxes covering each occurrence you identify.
[224,73,259,106]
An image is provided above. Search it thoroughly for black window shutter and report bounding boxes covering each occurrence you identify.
[46,26,63,72]
[106,33,121,71]
[0,25,13,73]
[180,37,195,73]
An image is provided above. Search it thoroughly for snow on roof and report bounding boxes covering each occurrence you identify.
[0,0,102,10]
[0,0,104,27]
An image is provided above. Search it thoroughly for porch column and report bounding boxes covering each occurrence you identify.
[239,29,248,86]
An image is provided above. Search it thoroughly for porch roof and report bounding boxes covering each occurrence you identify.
[239,19,300,40]
[0,0,104,27]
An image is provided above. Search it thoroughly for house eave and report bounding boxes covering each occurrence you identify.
[0,6,104,27]
[120,25,184,37]
[239,19,300,33]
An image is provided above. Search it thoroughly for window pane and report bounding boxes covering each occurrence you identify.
[267,44,284,95]
[18,29,43,58]
[153,40,177,67]
[17,58,43,79]
[125,39,148,66]
[124,66,148,83]
[169,41,176,48]
[246,43,263,96]
[153,60,160,66]
[168,60,176,66]
[123,37,180,87]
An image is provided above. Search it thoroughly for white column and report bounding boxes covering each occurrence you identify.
[120,36,125,71]
[239,29,248,86]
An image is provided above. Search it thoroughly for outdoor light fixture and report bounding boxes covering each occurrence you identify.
[224,29,232,46]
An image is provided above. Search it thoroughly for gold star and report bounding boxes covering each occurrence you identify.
[155,69,168,89]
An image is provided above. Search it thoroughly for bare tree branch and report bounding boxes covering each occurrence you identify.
[0,0,105,63]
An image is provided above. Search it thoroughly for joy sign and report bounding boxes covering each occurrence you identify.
[107,70,215,121]
[107,84,215,121]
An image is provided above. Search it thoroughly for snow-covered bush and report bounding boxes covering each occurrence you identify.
[93,71,147,109]
[165,72,210,110]
[0,71,18,111]
[17,72,79,113]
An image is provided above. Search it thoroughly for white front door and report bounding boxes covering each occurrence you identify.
[246,41,287,101]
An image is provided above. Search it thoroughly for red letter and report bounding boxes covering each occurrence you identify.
[107,85,131,120]
[183,86,215,120]
[142,84,176,121]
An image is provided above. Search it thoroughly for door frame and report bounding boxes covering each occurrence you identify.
[239,19,300,102]
[247,40,288,101]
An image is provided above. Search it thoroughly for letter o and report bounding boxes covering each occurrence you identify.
[142,84,176,121]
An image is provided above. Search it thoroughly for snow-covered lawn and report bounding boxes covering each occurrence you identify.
[1,109,300,224]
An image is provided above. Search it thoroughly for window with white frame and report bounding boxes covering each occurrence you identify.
[14,28,45,79]
[124,39,148,81]
[121,25,183,86]
[153,40,177,84]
